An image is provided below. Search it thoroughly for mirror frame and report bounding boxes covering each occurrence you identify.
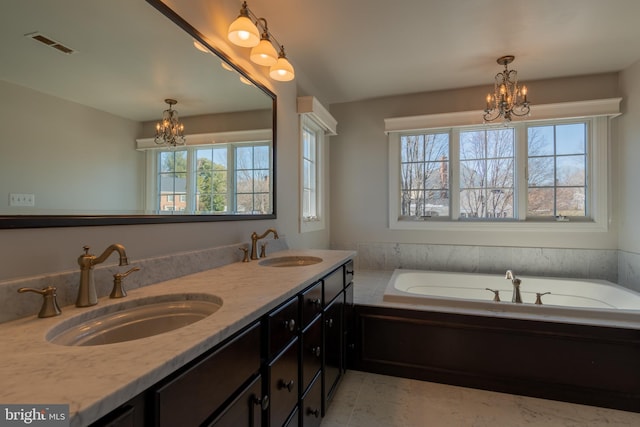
[0,0,277,229]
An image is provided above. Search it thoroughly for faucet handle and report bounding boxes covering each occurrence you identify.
[110,267,140,298]
[260,242,268,258]
[239,247,249,262]
[18,286,62,318]
[485,288,501,302]
[535,292,551,305]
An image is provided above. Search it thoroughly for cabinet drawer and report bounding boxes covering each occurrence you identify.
[206,375,263,427]
[301,281,322,327]
[155,322,261,427]
[323,266,344,305]
[345,260,354,285]
[301,316,322,393]
[267,296,299,360]
[301,372,322,427]
[269,339,299,427]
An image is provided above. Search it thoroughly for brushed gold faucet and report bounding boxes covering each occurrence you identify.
[77,244,129,307]
[250,228,279,260]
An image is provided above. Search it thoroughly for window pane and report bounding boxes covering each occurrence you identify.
[527,188,554,216]
[528,157,554,187]
[459,128,514,219]
[400,133,449,217]
[526,121,587,217]
[528,126,554,156]
[556,155,585,186]
[254,146,270,169]
[556,187,585,216]
[556,123,585,155]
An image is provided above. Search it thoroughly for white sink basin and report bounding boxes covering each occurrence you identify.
[47,293,222,346]
[258,256,323,267]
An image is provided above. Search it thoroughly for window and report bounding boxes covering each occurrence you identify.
[527,123,587,217]
[388,105,616,232]
[299,115,325,232]
[153,142,271,215]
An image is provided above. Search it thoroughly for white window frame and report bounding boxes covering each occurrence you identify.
[297,96,338,234]
[299,115,325,232]
[387,99,621,232]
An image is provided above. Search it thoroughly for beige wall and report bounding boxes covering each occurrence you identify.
[618,59,640,254]
[329,73,621,250]
[0,0,330,281]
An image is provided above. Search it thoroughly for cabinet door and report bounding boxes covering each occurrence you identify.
[301,316,322,393]
[269,339,299,427]
[155,322,261,427]
[267,296,299,360]
[344,283,355,371]
[207,375,263,427]
[301,372,322,427]
[324,294,343,409]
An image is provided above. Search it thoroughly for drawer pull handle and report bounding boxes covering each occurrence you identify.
[311,346,321,357]
[307,408,320,418]
[253,394,270,411]
[283,319,296,332]
[326,318,334,328]
[278,379,295,392]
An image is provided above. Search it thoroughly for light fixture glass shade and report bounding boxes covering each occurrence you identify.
[227,10,259,47]
[269,47,295,81]
[250,36,278,66]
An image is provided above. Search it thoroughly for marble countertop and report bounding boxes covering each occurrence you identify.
[0,249,354,427]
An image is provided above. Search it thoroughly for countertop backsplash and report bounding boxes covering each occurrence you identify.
[0,237,289,324]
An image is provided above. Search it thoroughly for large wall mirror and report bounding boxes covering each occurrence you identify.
[0,0,276,228]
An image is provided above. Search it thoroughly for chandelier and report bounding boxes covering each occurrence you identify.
[483,55,530,123]
[227,1,295,82]
[154,99,186,147]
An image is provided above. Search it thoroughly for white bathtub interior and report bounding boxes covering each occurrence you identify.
[382,269,640,329]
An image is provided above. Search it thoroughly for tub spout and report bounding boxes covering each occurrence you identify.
[505,270,522,303]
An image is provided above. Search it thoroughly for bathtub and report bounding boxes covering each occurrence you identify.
[382,269,640,329]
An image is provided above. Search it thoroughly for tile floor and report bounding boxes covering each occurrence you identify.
[320,371,640,427]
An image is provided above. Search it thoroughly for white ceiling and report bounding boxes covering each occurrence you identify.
[247,0,640,104]
[3,0,640,116]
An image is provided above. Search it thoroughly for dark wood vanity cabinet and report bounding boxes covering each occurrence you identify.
[92,259,354,427]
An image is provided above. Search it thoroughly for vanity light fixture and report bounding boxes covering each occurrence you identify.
[483,55,530,123]
[154,99,186,147]
[227,1,295,81]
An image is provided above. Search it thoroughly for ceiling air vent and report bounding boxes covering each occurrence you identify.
[25,32,76,55]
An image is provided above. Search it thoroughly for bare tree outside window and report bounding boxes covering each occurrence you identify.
[459,128,514,218]
[400,133,449,217]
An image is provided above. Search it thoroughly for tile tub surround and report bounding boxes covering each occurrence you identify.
[0,248,354,427]
[0,238,289,324]
[335,242,626,284]
[320,371,640,427]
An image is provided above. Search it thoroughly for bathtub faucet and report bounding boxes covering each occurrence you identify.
[505,270,523,303]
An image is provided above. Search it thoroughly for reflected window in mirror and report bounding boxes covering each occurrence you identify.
[148,139,272,215]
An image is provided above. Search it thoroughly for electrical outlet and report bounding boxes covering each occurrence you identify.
[9,193,35,207]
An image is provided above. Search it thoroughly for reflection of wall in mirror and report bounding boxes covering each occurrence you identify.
[1,79,273,215]
[1,79,145,215]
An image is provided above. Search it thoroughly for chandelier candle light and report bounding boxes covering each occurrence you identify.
[227,1,295,82]
[483,55,530,123]
[154,98,186,147]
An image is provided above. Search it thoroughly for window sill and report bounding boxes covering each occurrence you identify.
[390,218,608,232]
